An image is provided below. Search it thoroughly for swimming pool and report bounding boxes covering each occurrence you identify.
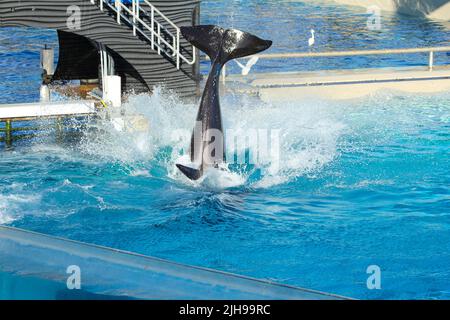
[1,0,450,300]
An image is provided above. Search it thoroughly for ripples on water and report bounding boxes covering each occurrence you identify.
[1,88,449,299]
[0,0,449,299]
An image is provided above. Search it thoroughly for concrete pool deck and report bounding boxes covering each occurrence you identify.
[224,65,450,101]
[0,226,349,300]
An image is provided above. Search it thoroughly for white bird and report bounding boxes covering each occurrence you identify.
[235,56,260,75]
[308,29,315,47]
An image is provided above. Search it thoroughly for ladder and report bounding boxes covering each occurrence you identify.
[90,0,196,70]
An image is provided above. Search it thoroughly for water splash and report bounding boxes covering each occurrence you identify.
[75,87,346,189]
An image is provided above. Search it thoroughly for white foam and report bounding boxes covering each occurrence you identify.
[0,193,42,224]
[201,164,246,190]
[0,214,14,224]
[130,169,152,177]
[223,95,346,188]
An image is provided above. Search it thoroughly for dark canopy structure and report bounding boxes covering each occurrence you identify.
[0,0,201,97]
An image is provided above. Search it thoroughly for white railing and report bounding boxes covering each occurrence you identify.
[91,0,196,69]
[253,46,450,70]
[217,46,450,83]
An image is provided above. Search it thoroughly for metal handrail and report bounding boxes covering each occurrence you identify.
[92,0,196,69]
[142,0,178,33]
[211,46,450,82]
[253,46,450,59]
[113,1,174,54]
[135,1,176,47]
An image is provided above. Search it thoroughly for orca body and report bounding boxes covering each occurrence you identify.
[176,25,272,181]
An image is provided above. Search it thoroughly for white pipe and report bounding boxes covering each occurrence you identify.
[151,7,155,50]
[40,85,50,103]
[176,29,180,69]
[104,76,122,108]
[157,24,161,55]
[100,48,105,98]
[429,51,434,71]
[132,0,136,36]
[116,0,121,24]
[41,48,55,76]
[244,47,450,59]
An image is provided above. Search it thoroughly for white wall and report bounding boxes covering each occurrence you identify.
[330,0,450,20]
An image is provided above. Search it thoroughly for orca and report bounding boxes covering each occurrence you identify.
[176,25,272,181]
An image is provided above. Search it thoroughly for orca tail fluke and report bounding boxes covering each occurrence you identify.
[181,25,272,63]
[176,164,203,181]
[180,25,225,60]
[177,25,272,181]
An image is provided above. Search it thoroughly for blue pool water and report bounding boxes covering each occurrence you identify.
[1,1,450,299]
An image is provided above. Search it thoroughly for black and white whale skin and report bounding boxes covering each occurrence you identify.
[176,25,272,181]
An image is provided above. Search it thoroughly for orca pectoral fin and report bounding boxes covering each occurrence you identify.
[176,164,203,181]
